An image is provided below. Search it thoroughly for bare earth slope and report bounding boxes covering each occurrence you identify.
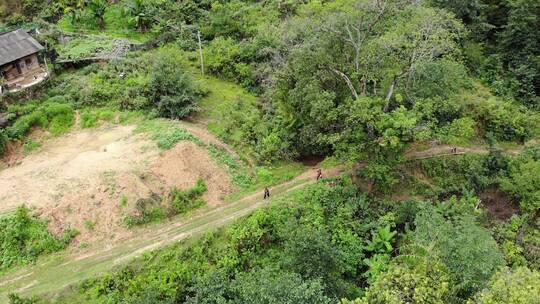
[0,124,233,243]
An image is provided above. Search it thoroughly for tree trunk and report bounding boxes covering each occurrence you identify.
[384,77,397,112]
[331,68,358,100]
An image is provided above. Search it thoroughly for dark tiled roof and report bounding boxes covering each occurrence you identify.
[0,29,44,66]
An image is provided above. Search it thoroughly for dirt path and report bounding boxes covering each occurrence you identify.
[178,120,241,161]
[405,143,522,160]
[0,166,341,301]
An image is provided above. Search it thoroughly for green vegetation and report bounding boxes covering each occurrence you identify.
[123,179,208,228]
[5,100,74,139]
[55,36,114,60]
[169,178,207,214]
[0,206,78,272]
[135,120,203,149]
[16,179,513,304]
[471,267,540,304]
[119,194,128,208]
[1,0,540,303]
[23,139,41,154]
[207,144,253,188]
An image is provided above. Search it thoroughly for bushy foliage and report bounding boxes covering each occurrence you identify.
[471,267,540,304]
[475,98,537,142]
[67,181,402,302]
[500,144,540,213]
[412,199,505,300]
[0,128,9,156]
[149,55,203,119]
[361,247,452,304]
[207,144,253,188]
[408,153,499,198]
[493,214,540,271]
[188,267,331,304]
[0,206,78,271]
[169,178,207,214]
[123,192,165,228]
[124,180,207,228]
[5,100,74,139]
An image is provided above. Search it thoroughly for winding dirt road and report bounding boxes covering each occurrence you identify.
[0,161,339,301]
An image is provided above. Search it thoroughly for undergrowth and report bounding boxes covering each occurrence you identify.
[56,37,114,60]
[207,144,253,188]
[134,120,203,149]
[5,99,74,140]
[123,179,208,228]
[0,206,79,272]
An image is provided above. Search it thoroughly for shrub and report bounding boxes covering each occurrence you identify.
[0,205,78,271]
[361,252,451,304]
[207,144,253,188]
[500,159,540,213]
[124,180,208,228]
[123,193,164,228]
[149,55,202,119]
[7,111,48,139]
[152,127,202,150]
[471,267,540,304]
[79,108,117,129]
[6,101,74,139]
[169,178,207,214]
[0,128,8,156]
[475,98,537,142]
[413,201,505,299]
[437,117,476,145]
[23,139,41,154]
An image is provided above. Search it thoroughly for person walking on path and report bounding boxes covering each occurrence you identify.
[263,187,270,199]
[316,168,323,181]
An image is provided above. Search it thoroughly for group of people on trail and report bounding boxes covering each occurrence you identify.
[264,168,323,200]
[451,147,458,154]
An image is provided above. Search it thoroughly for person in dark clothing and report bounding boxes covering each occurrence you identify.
[316,169,323,181]
[263,187,270,199]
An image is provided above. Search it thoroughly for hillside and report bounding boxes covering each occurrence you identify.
[1,0,539,303]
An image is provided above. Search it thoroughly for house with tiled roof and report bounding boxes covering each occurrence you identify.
[0,29,48,93]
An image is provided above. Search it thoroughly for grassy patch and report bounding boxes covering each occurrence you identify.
[84,220,96,231]
[56,37,114,60]
[189,63,260,160]
[6,101,74,139]
[134,119,203,149]
[169,179,207,214]
[101,170,117,197]
[253,162,306,187]
[23,139,41,154]
[207,144,253,188]
[80,108,144,129]
[119,194,128,208]
[57,5,152,42]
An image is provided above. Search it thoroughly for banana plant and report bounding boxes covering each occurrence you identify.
[125,0,153,32]
[87,0,108,30]
[365,225,397,254]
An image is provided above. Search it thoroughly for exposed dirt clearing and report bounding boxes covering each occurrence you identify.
[479,188,519,221]
[0,124,233,243]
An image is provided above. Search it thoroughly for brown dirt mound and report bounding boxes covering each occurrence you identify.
[478,188,519,221]
[0,124,233,244]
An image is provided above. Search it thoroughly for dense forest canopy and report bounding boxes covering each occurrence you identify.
[0,0,539,303]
